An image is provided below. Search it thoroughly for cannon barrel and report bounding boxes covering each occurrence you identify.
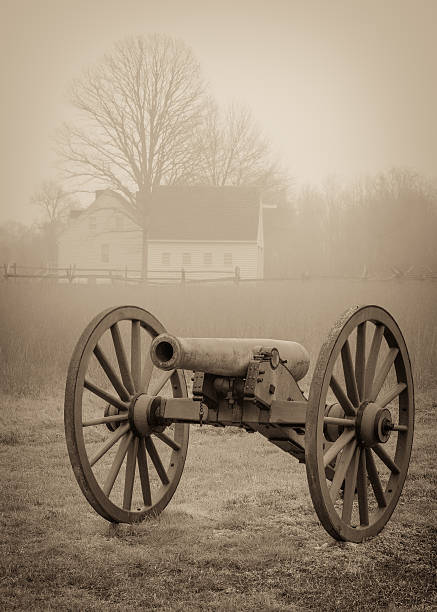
[150,334,310,381]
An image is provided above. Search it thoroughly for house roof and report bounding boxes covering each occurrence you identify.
[66,186,261,242]
[148,186,261,241]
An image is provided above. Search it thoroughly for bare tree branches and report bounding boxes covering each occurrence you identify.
[30,180,75,225]
[56,34,206,219]
[30,180,77,265]
[194,101,283,191]
[57,35,286,210]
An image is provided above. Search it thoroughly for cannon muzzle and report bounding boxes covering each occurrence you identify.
[150,334,310,381]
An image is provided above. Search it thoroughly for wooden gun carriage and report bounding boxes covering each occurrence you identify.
[65,304,414,542]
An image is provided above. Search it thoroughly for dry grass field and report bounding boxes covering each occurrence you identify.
[0,280,436,610]
[0,392,435,611]
[1,278,436,396]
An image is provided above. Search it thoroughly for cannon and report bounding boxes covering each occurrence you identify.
[64,304,414,542]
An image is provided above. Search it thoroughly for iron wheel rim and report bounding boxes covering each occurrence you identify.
[305,305,414,542]
[64,305,189,523]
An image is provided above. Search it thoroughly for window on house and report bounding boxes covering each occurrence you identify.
[114,213,124,231]
[101,243,109,263]
[182,252,191,265]
[161,252,171,266]
[89,216,97,231]
[203,252,212,266]
[224,252,233,266]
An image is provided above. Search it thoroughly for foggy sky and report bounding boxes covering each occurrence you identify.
[1,0,436,224]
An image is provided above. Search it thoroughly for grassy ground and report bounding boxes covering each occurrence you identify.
[0,390,435,611]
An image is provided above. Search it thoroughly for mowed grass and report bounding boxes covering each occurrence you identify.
[0,391,436,611]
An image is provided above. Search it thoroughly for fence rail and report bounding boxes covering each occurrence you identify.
[1,263,242,285]
[2,263,436,285]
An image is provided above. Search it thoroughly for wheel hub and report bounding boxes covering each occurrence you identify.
[128,394,166,437]
[356,401,392,447]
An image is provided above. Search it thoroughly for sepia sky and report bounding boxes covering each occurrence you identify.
[1,0,436,224]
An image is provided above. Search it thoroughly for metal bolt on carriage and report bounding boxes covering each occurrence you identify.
[64,304,414,542]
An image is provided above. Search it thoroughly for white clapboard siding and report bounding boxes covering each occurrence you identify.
[58,193,143,272]
[148,241,261,279]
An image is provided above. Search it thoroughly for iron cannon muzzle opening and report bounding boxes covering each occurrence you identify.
[155,341,174,363]
[150,334,182,370]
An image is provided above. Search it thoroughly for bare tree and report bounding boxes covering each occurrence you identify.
[30,180,76,265]
[195,101,282,190]
[56,34,206,276]
[30,180,74,224]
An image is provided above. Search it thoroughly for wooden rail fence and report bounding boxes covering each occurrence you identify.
[2,263,436,285]
[1,263,242,285]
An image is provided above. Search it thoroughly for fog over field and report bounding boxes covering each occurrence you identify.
[1,1,436,610]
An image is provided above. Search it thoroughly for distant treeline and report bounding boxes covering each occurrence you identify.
[265,168,437,278]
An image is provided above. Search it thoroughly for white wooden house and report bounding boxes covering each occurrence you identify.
[58,186,264,280]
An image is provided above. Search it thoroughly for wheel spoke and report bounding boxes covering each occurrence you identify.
[341,340,360,407]
[323,429,356,467]
[379,382,407,407]
[357,447,369,526]
[94,344,130,401]
[355,322,366,402]
[153,431,181,451]
[330,376,356,417]
[363,324,385,400]
[149,369,175,396]
[131,320,141,391]
[137,437,152,506]
[89,423,130,467]
[141,358,155,392]
[365,448,387,507]
[84,379,130,411]
[370,348,399,402]
[102,432,133,496]
[82,414,128,427]
[373,444,400,474]
[145,437,170,485]
[341,447,360,524]
[329,439,357,502]
[111,323,135,395]
[123,436,139,510]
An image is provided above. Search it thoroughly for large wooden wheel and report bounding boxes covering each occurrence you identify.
[305,305,414,542]
[64,306,189,523]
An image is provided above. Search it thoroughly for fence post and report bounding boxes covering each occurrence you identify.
[13,262,17,282]
[181,268,186,284]
[234,266,240,284]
